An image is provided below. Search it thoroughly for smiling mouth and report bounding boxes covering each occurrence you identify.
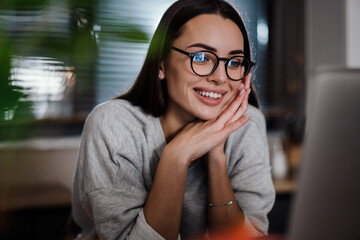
[195,89,224,99]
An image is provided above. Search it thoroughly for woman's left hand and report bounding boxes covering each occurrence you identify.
[206,73,252,163]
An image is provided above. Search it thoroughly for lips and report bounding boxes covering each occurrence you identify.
[194,87,227,95]
[193,87,227,106]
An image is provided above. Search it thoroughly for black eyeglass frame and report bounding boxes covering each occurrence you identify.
[171,46,256,81]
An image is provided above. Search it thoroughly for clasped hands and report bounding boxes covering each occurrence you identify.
[166,73,252,167]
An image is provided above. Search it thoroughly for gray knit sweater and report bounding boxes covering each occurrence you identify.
[72,99,275,240]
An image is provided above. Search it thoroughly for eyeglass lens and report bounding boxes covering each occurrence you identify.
[191,51,249,80]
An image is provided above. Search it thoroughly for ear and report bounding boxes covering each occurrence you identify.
[158,62,165,80]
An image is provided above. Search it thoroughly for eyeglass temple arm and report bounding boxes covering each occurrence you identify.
[171,46,193,57]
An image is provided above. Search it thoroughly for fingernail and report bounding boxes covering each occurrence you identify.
[247,89,251,95]
[244,113,251,119]
[240,89,245,95]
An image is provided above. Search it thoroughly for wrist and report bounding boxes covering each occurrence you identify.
[162,144,192,168]
[206,142,226,162]
[207,152,227,172]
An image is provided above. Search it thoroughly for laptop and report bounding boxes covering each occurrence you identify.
[287,69,360,240]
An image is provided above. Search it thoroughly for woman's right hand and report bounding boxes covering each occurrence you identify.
[164,77,251,166]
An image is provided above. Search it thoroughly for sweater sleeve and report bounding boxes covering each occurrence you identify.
[72,102,165,240]
[225,106,275,236]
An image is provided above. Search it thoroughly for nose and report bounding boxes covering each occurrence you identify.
[206,62,227,85]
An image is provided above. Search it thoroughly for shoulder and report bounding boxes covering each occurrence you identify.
[245,104,267,138]
[81,99,158,149]
[84,99,152,132]
[80,99,159,161]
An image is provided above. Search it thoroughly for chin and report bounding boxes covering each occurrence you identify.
[194,110,220,121]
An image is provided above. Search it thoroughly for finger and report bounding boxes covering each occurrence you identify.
[224,82,244,106]
[215,83,244,124]
[244,73,251,90]
[226,88,250,125]
[216,85,247,126]
[227,73,251,123]
[217,113,251,140]
[226,86,251,124]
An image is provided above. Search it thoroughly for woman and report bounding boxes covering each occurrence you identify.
[72,0,275,239]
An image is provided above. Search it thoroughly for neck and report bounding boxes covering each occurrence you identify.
[159,101,196,143]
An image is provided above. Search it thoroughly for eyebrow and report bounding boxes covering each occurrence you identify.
[229,49,244,55]
[188,43,244,55]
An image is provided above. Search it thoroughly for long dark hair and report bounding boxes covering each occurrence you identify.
[118,0,259,117]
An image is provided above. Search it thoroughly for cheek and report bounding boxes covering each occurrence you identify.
[165,61,195,92]
[223,82,241,104]
[164,61,181,87]
[164,56,194,84]
[165,71,181,95]
[228,81,241,94]
[164,71,185,102]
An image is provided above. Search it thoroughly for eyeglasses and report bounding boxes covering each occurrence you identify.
[171,46,255,81]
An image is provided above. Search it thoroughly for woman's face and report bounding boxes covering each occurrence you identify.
[161,14,245,122]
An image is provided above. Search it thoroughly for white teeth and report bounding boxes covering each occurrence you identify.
[196,90,223,99]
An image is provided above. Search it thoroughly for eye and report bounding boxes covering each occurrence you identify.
[192,52,218,65]
[228,58,242,69]
[193,52,208,63]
